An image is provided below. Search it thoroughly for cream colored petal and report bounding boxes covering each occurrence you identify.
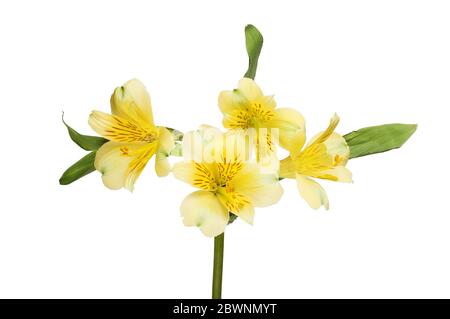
[319,166,353,183]
[270,108,306,156]
[233,164,284,207]
[258,95,277,110]
[94,141,155,191]
[237,78,263,101]
[94,141,131,190]
[155,152,171,177]
[110,78,154,126]
[88,111,157,143]
[180,191,229,237]
[308,113,340,147]
[172,161,196,185]
[295,174,329,210]
[235,204,255,225]
[323,132,350,165]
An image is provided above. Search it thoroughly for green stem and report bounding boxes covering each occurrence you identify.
[212,232,225,299]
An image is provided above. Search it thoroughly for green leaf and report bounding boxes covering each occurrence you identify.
[244,24,263,80]
[344,123,417,159]
[59,152,97,185]
[62,113,108,151]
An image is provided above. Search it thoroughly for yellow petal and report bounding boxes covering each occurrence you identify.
[218,90,247,114]
[308,113,340,146]
[88,111,157,143]
[253,128,279,172]
[270,108,306,156]
[235,204,255,225]
[237,78,263,101]
[323,132,350,165]
[319,166,352,182]
[110,78,154,127]
[279,156,296,179]
[300,129,351,182]
[180,191,229,237]
[155,152,171,177]
[94,141,156,191]
[233,164,283,207]
[172,161,218,191]
[295,174,329,210]
[172,161,196,184]
[157,126,175,155]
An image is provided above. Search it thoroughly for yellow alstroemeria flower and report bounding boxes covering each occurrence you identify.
[173,126,283,237]
[280,114,352,209]
[88,79,174,191]
[218,78,305,166]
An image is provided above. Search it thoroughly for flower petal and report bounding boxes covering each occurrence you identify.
[236,204,255,225]
[323,133,350,165]
[172,161,196,184]
[94,141,156,191]
[88,111,157,143]
[110,78,154,127]
[233,164,283,207]
[308,113,340,146]
[157,126,175,155]
[180,191,229,237]
[155,152,171,177]
[270,108,306,156]
[253,128,280,172]
[172,161,218,191]
[319,166,352,182]
[295,174,329,210]
[218,90,248,114]
[237,78,263,101]
[279,156,296,179]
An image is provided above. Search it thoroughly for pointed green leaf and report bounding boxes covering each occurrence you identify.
[62,113,108,151]
[244,24,263,80]
[59,152,97,185]
[344,123,417,159]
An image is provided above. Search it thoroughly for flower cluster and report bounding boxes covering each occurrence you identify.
[60,25,415,239]
[84,77,351,237]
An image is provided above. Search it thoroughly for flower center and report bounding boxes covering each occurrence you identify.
[229,102,274,129]
[141,132,157,143]
[192,160,243,192]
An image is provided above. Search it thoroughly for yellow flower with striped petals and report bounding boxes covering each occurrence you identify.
[218,78,305,167]
[173,127,283,237]
[280,114,352,209]
[88,79,174,191]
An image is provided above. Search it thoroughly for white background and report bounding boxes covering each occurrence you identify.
[0,0,449,298]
